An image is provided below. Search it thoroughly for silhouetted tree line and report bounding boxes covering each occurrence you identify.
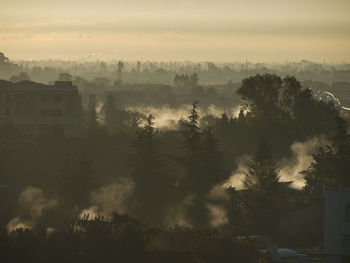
[0,214,258,263]
[0,73,349,255]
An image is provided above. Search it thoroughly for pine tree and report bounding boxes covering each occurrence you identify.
[57,153,95,208]
[201,126,226,194]
[303,116,350,197]
[241,139,281,236]
[182,102,202,193]
[243,139,279,193]
[130,114,171,225]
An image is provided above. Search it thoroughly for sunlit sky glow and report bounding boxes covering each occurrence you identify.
[1,0,350,62]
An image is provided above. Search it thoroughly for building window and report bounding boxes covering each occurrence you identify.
[41,94,50,103]
[5,94,11,102]
[52,109,62,117]
[52,94,62,103]
[345,204,350,223]
[41,109,50,117]
[5,109,11,117]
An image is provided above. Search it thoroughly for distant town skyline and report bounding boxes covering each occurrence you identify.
[1,0,349,62]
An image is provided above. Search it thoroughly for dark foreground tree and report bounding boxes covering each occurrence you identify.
[57,152,95,209]
[303,116,350,198]
[241,139,282,237]
[130,114,172,226]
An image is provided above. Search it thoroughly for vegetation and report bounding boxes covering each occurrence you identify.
[0,54,349,259]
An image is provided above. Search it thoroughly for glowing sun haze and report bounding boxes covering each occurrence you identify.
[1,0,349,62]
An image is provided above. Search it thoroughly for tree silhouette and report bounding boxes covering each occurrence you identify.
[57,153,95,208]
[130,114,172,226]
[182,102,202,194]
[237,74,283,119]
[0,52,9,63]
[10,72,30,82]
[201,126,226,194]
[241,139,282,237]
[58,72,72,81]
[303,116,350,197]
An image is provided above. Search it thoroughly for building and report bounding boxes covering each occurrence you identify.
[0,80,81,136]
[324,189,350,263]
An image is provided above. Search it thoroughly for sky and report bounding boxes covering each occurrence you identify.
[1,0,349,62]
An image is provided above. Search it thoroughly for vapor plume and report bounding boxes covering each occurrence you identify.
[207,204,229,227]
[7,186,57,232]
[126,104,241,130]
[225,137,328,190]
[163,194,194,227]
[279,137,327,189]
[80,178,135,219]
[207,185,230,227]
[224,155,250,190]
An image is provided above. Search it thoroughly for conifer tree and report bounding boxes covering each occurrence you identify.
[304,116,350,197]
[201,126,226,194]
[130,114,171,225]
[241,139,281,236]
[57,153,95,208]
[182,102,202,193]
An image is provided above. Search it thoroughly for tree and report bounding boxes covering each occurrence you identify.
[201,126,226,194]
[303,116,350,197]
[241,139,282,236]
[57,153,95,208]
[0,52,9,64]
[10,72,30,82]
[280,76,302,115]
[182,102,202,193]
[58,72,72,81]
[190,73,199,87]
[182,102,225,226]
[237,74,283,119]
[243,139,279,192]
[130,114,172,226]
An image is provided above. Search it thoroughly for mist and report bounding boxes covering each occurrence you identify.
[1,0,350,261]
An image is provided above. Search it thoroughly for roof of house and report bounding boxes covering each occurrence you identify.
[0,80,76,90]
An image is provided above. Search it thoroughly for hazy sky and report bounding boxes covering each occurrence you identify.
[1,0,349,62]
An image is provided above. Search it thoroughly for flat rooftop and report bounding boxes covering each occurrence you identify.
[0,80,77,90]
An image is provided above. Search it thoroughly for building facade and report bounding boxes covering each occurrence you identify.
[0,80,81,136]
[324,189,350,263]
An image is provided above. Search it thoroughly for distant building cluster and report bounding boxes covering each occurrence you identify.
[0,80,81,136]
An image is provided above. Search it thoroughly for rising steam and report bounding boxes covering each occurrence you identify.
[126,104,241,130]
[163,194,194,228]
[79,177,135,219]
[279,136,327,189]
[225,137,328,190]
[207,184,230,227]
[7,186,57,232]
